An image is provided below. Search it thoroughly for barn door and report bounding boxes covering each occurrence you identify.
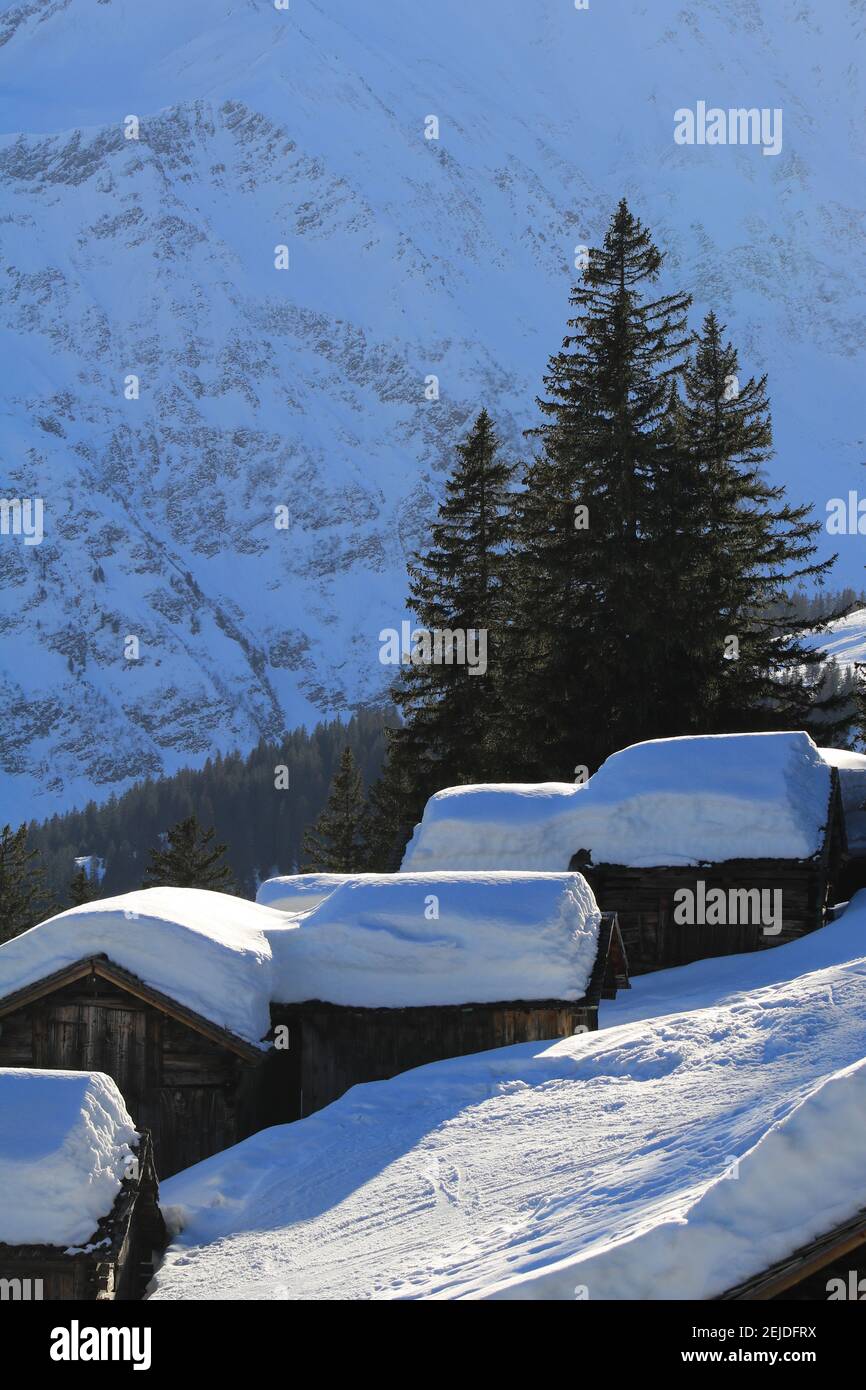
[34,1001,149,1116]
[157,1084,236,1176]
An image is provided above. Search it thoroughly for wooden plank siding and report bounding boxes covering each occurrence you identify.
[579,771,846,976]
[0,918,626,1167]
[269,912,627,1120]
[0,960,267,1178]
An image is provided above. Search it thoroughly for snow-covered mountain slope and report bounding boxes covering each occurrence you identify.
[1,0,864,820]
[150,895,866,1300]
[802,606,866,671]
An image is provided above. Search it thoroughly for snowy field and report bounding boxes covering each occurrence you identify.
[150,895,866,1300]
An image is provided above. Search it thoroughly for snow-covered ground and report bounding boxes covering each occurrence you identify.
[0,1069,138,1248]
[149,894,866,1300]
[802,607,866,673]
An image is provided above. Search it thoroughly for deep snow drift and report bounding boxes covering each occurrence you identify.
[0,873,602,1041]
[149,894,866,1300]
[0,1069,139,1247]
[256,873,373,914]
[402,731,834,872]
[266,872,601,1009]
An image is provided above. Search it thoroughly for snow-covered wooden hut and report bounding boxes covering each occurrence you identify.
[0,875,627,1151]
[0,890,277,1177]
[264,872,629,1118]
[818,746,866,900]
[0,1069,166,1300]
[401,732,846,975]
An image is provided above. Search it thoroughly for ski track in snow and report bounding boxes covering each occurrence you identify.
[151,900,866,1300]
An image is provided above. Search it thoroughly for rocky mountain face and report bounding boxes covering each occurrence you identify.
[0,0,863,820]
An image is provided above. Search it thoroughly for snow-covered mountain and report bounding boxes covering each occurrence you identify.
[1,0,864,821]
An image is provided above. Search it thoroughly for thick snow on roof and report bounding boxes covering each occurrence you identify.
[819,746,866,852]
[0,875,601,1036]
[256,873,374,914]
[267,872,601,1008]
[0,1069,138,1247]
[150,895,866,1301]
[402,731,833,871]
[0,889,280,1047]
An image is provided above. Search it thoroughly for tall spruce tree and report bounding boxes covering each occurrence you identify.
[142,815,235,892]
[505,200,693,775]
[387,408,514,823]
[675,311,841,734]
[360,745,417,871]
[302,747,368,871]
[0,823,50,942]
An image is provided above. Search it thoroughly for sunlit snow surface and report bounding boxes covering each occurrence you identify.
[150,895,866,1300]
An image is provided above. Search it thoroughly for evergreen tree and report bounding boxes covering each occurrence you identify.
[504,203,843,776]
[142,815,236,892]
[360,742,422,872]
[0,823,50,943]
[302,747,368,872]
[69,862,97,906]
[505,199,692,775]
[388,409,514,820]
[675,311,842,735]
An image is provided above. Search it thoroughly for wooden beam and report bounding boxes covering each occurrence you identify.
[720,1207,866,1300]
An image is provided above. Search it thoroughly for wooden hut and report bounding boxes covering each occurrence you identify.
[576,801,845,976]
[0,954,269,1177]
[819,746,866,902]
[268,909,628,1119]
[402,732,848,977]
[0,1071,166,1301]
[0,875,624,1162]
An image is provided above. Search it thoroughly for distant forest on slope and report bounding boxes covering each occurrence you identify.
[29,707,396,905]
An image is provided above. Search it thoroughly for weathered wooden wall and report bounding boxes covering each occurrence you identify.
[0,973,264,1177]
[584,860,828,976]
[270,1001,597,1120]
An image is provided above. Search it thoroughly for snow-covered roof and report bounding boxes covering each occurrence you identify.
[0,889,281,1048]
[0,875,603,1041]
[150,894,866,1301]
[819,746,866,853]
[267,872,601,1008]
[402,732,834,872]
[256,872,374,914]
[0,1069,139,1248]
